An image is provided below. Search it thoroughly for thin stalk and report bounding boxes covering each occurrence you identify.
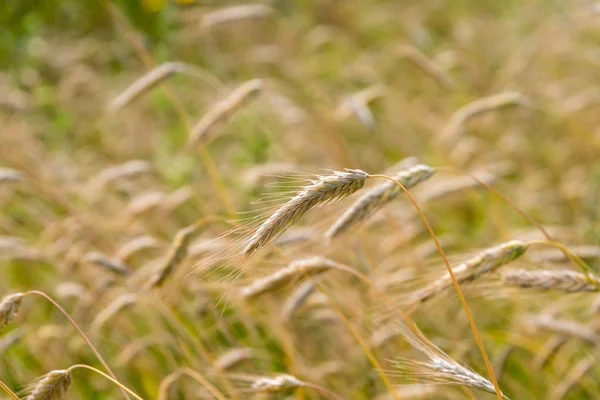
[369,174,503,400]
[0,378,19,400]
[25,290,130,400]
[68,364,144,400]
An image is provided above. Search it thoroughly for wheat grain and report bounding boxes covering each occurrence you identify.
[0,293,24,331]
[326,164,435,240]
[241,169,369,256]
[187,79,264,147]
[409,240,528,305]
[501,269,600,293]
[241,257,337,299]
[26,370,72,400]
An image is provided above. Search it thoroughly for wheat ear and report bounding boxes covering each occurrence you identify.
[240,257,337,299]
[409,240,529,305]
[241,169,369,256]
[187,78,264,147]
[501,269,600,293]
[326,164,435,240]
[201,4,273,28]
[398,45,454,89]
[25,370,72,400]
[0,293,24,331]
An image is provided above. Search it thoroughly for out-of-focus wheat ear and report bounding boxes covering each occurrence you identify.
[90,294,137,334]
[373,384,439,400]
[440,91,528,143]
[409,240,529,305]
[0,167,25,184]
[281,281,317,321]
[240,257,337,299]
[550,357,594,400]
[201,4,273,29]
[86,160,151,193]
[0,327,25,356]
[212,347,253,372]
[501,269,600,293]
[0,293,24,331]
[529,245,600,264]
[251,374,304,393]
[83,251,131,276]
[493,344,515,382]
[397,45,455,89]
[524,314,599,345]
[533,335,567,370]
[108,62,209,111]
[146,222,201,288]
[241,169,369,257]
[25,369,72,400]
[187,78,264,148]
[326,164,435,240]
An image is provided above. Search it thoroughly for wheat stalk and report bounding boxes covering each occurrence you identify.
[187,78,264,147]
[240,257,337,299]
[0,293,24,331]
[326,164,435,240]
[409,240,528,305]
[241,169,369,256]
[26,370,72,400]
[501,269,600,293]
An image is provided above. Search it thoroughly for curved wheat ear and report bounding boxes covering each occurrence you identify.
[440,91,528,142]
[108,62,209,111]
[26,369,72,400]
[502,269,600,293]
[0,293,24,331]
[83,251,131,276]
[146,222,201,288]
[326,164,435,240]
[241,257,336,299]
[281,281,317,321]
[187,78,264,147]
[251,374,304,393]
[241,169,369,256]
[409,240,528,305]
[213,347,252,372]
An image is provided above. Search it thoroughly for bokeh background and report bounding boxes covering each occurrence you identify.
[1,1,600,399]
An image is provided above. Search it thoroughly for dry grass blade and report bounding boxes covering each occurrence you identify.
[0,293,24,331]
[502,269,600,293]
[326,164,435,240]
[146,222,202,288]
[25,369,72,400]
[187,78,264,147]
[201,4,273,28]
[440,91,527,142]
[410,240,529,305]
[241,257,337,299]
[241,169,369,256]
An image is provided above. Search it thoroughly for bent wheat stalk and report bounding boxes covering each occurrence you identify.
[241,169,369,256]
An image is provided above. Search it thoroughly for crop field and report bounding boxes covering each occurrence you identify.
[1,1,600,399]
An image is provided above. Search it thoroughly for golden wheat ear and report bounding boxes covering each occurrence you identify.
[24,370,72,400]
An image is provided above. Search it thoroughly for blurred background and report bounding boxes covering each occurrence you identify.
[1,1,600,399]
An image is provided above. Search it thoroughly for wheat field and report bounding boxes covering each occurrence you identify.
[1,1,600,399]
